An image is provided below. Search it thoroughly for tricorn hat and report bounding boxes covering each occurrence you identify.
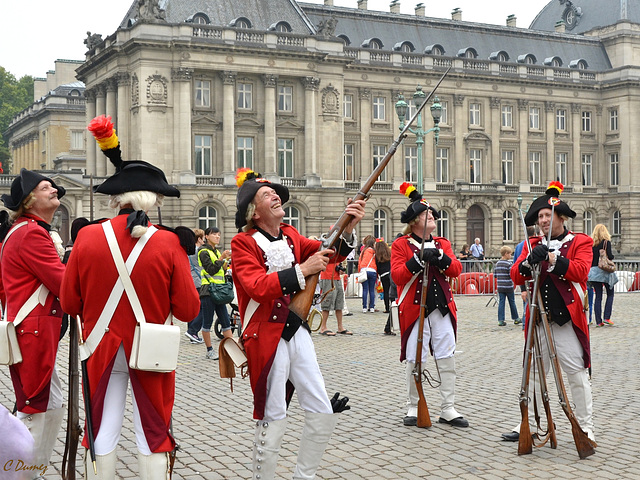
[524,181,576,226]
[235,168,289,230]
[1,168,66,211]
[88,115,180,198]
[399,182,439,224]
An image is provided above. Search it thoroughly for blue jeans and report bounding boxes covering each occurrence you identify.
[498,290,519,323]
[362,271,377,309]
[592,281,614,324]
[201,295,231,332]
[187,295,205,336]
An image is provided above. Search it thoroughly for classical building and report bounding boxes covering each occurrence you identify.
[4,0,640,255]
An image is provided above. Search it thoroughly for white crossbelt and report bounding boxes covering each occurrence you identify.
[79,221,158,361]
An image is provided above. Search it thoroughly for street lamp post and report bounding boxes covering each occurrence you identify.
[395,86,442,194]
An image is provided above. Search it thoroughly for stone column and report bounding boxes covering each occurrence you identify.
[172,67,194,182]
[595,105,604,187]
[262,74,278,175]
[116,73,130,162]
[85,89,97,175]
[453,94,466,181]
[301,76,321,185]
[517,99,529,183]
[95,85,107,176]
[105,79,118,175]
[545,101,555,183]
[571,103,581,189]
[359,88,371,181]
[490,97,500,183]
[220,71,237,185]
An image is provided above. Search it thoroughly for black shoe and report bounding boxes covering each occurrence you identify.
[384,331,396,336]
[438,416,469,428]
[403,416,417,426]
[501,431,519,442]
[514,319,523,325]
[344,312,353,316]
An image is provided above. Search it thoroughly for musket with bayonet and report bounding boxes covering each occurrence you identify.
[288,66,451,320]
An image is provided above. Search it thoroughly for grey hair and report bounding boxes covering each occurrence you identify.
[242,202,257,232]
[402,217,419,235]
[109,191,164,238]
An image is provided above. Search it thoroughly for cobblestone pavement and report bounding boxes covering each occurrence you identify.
[2,294,639,479]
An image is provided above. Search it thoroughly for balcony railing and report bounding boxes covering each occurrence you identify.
[281,178,306,187]
[196,176,223,186]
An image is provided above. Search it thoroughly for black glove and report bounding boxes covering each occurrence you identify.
[330,392,351,413]
[527,244,549,265]
[420,248,440,265]
[436,252,451,270]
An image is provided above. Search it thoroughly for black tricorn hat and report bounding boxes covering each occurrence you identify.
[235,168,289,230]
[88,116,180,198]
[1,168,66,211]
[399,182,439,224]
[524,181,576,226]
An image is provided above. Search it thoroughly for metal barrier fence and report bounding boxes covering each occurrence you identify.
[346,258,640,296]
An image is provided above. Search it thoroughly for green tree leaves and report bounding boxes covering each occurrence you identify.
[0,67,34,173]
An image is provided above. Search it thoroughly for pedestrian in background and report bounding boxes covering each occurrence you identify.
[358,235,377,313]
[588,224,617,327]
[375,239,392,313]
[185,228,205,344]
[494,246,520,326]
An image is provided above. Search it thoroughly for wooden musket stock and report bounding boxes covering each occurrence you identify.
[414,264,432,428]
[62,316,81,480]
[289,66,451,322]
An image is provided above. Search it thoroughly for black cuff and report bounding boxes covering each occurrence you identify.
[551,256,569,277]
[406,254,424,275]
[436,254,452,271]
[278,268,300,295]
[519,262,532,277]
[336,240,353,258]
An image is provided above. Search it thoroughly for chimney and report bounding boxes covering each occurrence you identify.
[357,0,367,10]
[506,14,516,27]
[324,0,334,5]
[415,3,425,16]
[390,0,400,14]
[555,20,566,33]
[452,8,462,21]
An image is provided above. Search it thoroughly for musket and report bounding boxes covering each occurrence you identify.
[62,314,81,480]
[78,315,97,475]
[289,66,451,320]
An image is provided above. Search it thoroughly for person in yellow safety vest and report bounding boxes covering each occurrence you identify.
[198,226,233,360]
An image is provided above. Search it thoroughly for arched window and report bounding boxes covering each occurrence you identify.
[362,38,383,49]
[502,210,514,241]
[231,17,251,29]
[583,210,593,236]
[284,206,300,232]
[374,209,387,240]
[338,34,350,46]
[457,47,478,59]
[192,13,210,24]
[198,205,218,229]
[518,54,537,64]
[545,56,563,67]
[394,41,414,52]
[69,89,81,97]
[570,59,589,69]
[272,21,291,32]
[612,210,621,236]
[437,210,449,238]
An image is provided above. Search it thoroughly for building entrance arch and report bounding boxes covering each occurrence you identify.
[466,204,485,248]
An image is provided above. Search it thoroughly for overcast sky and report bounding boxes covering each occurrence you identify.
[0,0,551,79]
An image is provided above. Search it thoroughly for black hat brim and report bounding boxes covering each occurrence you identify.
[93,161,180,197]
[525,195,576,226]
[1,168,66,211]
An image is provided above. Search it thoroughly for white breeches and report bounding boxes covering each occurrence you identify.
[93,345,152,455]
[263,328,332,421]
[534,320,586,374]
[405,309,456,363]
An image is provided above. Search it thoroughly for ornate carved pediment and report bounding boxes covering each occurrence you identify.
[192,112,219,125]
[276,119,304,130]
[463,131,492,143]
[235,116,262,127]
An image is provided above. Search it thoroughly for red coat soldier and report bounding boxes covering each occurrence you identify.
[0,169,67,475]
[231,168,365,479]
[60,116,199,479]
[390,183,468,428]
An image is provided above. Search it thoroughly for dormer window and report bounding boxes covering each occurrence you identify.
[338,34,351,46]
[269,21,292,32]
[490,51,509,62]
[362,38,383,49]
[425,44,445,56]
[69,89,81,97]
[569,59,588,69]
[458,47,478,59]
[544,56,563,67]
[192,13,210,25]
[518,54,537,65]
[230,17,251,29]
[394,41,415,53]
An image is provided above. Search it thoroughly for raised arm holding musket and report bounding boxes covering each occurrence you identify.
[390,183,467,429]
[231,168,365,480]
[502,181,596,450]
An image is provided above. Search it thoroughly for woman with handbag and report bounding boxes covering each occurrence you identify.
[588,224,616,327]
[198,226,233,360]
[358,235,378,313]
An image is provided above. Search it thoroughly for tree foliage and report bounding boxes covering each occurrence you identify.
[0,67,34,172]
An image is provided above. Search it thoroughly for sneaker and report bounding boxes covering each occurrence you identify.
[205,349,218,360]
[603,319,614,326]
[363,308,368,313]
[369,308,377,313]
[595,323,604,327]
[514,319,522,325]
[185,331,203,343]
[498,321,506,326]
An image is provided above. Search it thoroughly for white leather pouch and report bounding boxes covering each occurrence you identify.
[390,300,400,332]
[129,321,180,373]
[0,321,22,366]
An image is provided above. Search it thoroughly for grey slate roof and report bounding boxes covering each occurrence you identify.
[119,0,315,34]
[531,0,640,34]
[300,3,611,71]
